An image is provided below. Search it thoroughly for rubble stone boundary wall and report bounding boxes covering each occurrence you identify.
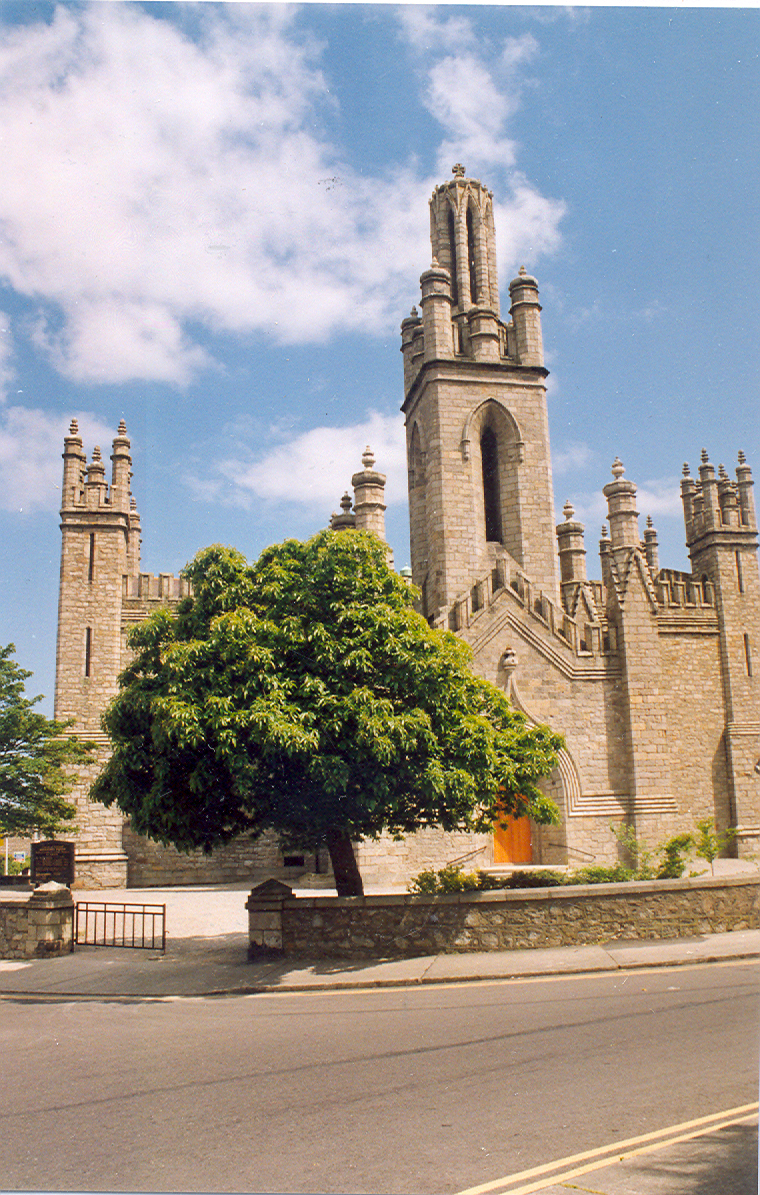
[0,883,74,959]
[247,874,760,959]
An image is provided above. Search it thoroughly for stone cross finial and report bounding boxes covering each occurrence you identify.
[562,499,575,521]
[452,163,466,177]
[611,457,625,479]
[361,445,375,469]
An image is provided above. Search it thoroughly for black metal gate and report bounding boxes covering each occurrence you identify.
[74,901,166,952]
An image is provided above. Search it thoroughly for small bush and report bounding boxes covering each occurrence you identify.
[408,865,481,894]
[566,864,635,885]
[656,833,693,879]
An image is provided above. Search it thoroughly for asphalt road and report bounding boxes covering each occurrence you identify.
[1,959,758,1194]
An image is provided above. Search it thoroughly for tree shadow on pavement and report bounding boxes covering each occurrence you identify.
[613,1121,757,1195]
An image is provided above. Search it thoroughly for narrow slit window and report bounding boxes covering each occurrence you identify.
[481,427,502,543]
[744,633,753,677]
[447,209,459,306]
[736,550,745,594]
[85,627,92,677]
[88,533,95,583]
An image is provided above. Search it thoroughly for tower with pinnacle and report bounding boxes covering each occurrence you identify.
[401,165,557,620]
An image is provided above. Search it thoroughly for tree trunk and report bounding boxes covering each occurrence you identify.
[325,828,364,897]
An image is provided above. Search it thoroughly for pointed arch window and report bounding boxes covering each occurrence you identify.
[481,426,502,543]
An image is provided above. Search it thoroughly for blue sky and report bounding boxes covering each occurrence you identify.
[0,2,758,713]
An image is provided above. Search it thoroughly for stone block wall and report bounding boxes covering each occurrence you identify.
[247,875,760,960]
[0,883,74,959]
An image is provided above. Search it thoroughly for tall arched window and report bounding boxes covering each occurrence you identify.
[447,208,459,306]
[481,426,502,543]
[466,206,478,303]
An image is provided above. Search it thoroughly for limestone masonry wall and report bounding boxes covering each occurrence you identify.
[248,875,760,959]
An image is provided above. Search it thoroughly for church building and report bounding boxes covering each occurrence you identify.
[54,167,760,888]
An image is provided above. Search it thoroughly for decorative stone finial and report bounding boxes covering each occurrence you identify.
[611,457,625,479]
[562,499,575,522]
[718,463,727,479]
[92,445,102,461]
[361,445,375,470]
[130,496,137,510]
[340,491,352,513]
[69,418,79,435]
[646,515,653,528]
[683,463,691,476]
[410,306,418,318]
[600,524,609,539]
[738,450,747,464]
[117,419,127,436]
[501,647,518,673]
[519,265,527,277]
[452,163,466,177]
[701,448,709,464]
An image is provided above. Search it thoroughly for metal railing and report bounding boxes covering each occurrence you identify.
[74,901,166,952]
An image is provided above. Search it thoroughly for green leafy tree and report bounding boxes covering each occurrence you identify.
[92,532,563,895]
[0,644,93,838]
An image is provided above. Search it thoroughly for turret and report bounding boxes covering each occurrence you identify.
[330,492,356,532]
[603,458,640,548]
[643,516,660,577]
[556,500,587,584]
[62,419,86,507]
[110,420,132,512]
[508,266,544,368]
[352,446,387,542]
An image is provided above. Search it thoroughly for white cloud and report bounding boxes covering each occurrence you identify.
[552,440,594,477]
[0,407,114,512]
[193,412,407,514]
[0,311,15,401]
[0,5,565,388]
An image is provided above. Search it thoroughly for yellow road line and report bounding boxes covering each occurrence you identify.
[456,1102,759,1195]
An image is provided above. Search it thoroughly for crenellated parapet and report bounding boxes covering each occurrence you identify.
[122,572,193,603]
[432,557,612,663]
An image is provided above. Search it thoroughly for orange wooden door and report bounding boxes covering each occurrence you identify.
[493,813,532,864]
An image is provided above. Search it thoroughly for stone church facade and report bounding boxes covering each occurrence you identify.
[54,167,760,888]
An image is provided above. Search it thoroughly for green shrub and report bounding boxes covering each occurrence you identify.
[408,864,481,894]
[566,864,635,885]
[656,833,693,879]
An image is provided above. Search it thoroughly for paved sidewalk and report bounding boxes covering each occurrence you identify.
[0,879,758,999]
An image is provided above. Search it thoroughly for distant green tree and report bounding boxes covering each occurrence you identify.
[92,532,562,895]
[0,644,93,838]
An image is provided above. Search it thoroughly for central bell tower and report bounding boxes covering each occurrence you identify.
[401,166,558,618]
